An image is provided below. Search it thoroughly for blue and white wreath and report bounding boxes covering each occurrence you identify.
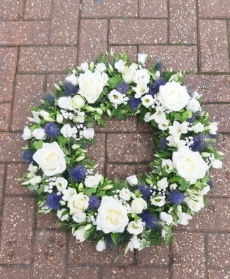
[20,52,223,253]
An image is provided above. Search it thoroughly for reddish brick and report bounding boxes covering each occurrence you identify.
[208,269,230,279]
[0,197,34,264]
[137,245,169,266]
[0,164,4,212]
[139,0,168,18]
[12,74,45,131]
[108,46,138,63]
[0,267,31,279]
[50,0,80,45]
[0,0,24,20]
[68,237,133,265]
[137,119,153,132]
[0,47,17,102]
[169,0,197,44]
[171,232,205,279]
[95,116,137,132]
[81,0,138,17]
[46,74,66,92]
[0,22,49,46]
[0,102,11,131]
[207,233,230,268]
[199,0,230,18]
[67,267,100,279]
[184,75,230,102]
[199,20,229,72]
[139,46,197,72]
[109,19,167,45]
[107,133,154,163]
[32,230,67,278]
[25,0,52,20]
[204,104,230,132]
[102,267,169,279]
[0,132,25,162]
[36,212,61,229]
[18,47,77,73]
[79,19,108,63]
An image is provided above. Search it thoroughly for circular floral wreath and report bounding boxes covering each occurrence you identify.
[20,52,223,253]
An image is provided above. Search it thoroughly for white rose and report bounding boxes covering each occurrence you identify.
[119,188,132,201]
[84,173,102,188]
[95,196,129,233]
[150,195,166,207]
[83,128,94,139]
[133,69,150,85]
[172,147,209,184]
[32,128,46,140]
[184,195,204,212]
[67,192,89,214]
[186,98,201,112]
[122,63,138,84]
[115,60,126,73]
[211,159,222,169]
[158,81,191,111]
[62,187,77,201]
[96,239,106,251]
[131,198,147,214]
[193,123,204,133]
[126,175,138,186]
[137,53,148,65]
[78,70,106,103]
[209,122,218,134]
[56,114,64,124]
[60,124,73,138]
[55,177,68,192]
[127,220,144,235]
[157,178,168,191]
[72,211,86,223]
[162,159,174,173]
[95,63,106,73]
[58,96,73,110]
[29,176,42,185]
[159,212,173,226]
[71,95,85,109]
[65,73,78,86]
[22,126,32,140]
[57,208,69,221]
[33,142,66,176]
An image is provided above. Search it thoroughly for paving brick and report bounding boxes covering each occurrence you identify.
[204,104,230,132]
[109,19,167,45]
[199,0,230,18]
[50,0,80,45]
[95,116,137,132]
[0,164,4,213]
[12,74,45,131]
[102,267,169,279]
[0,0,24,20]
[169,0,197,44]
[81,0,138,17]
[207,233,230,268]
[139,0,168,18]
[46,74,66,92]
[36,211,61,229]
[137,245,169,266]
[108,46,138,63]
[68,237,133,265]
[0,47,17,102]
[0,132,25,162]
[137,119,153,132]
[107,133,154,163]
[67,266,100,279]
[18,47,77,73]
[199,20,229,72]
[208,269,230,279]
[0,102,11,131]
[24,0,52,20]
[171,232,205,279]
[0,197,34,264]
[0,267,31,279]
[139,46,197,72]
[79,19,108,63]
[0,22,49,46]
[184,74,230,102]
[32,230,67,279]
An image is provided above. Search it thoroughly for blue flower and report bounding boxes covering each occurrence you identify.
[207,177,214,189]
[139,211,160,229]
[148,78,165,96]
[129,97,141,110]
[63,82,78,96]
[89,195,100,210]
[44,122,59,138]
[116,82,130,94]
[105,234,116,248]
[46,193,62,210]
[168,190,184,205]
[160,137,169,151]
[21,150,35,163]
[190,134,207,152]
[155,61,163,75]
[70,166,87,182]
[139,183,152,200]
[42,92,56,106]
[186,115,195,123]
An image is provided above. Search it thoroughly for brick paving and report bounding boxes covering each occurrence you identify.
[0,0,229,278]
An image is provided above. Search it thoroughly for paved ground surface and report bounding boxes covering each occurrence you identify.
[0,0,230,278]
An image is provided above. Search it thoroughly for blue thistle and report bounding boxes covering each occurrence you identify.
[155,61,163,75]
[129,97,141,110]
[89,195,100,210]
[139,211,160,229]
[44,122,59,138]
[116,82,130,94]
[190,134,207,152]
[160,137,169,151]
[21,150,35,163]
[105,234,116,248]
[42,92,57,106]
[46,193,62,210]
[186,115,195,123]
[139,183,152,200]
[207,177,214,189]
[148,78,165,96]
[70,166,87,182]
[63,82,78,96]
[167,190,184,205]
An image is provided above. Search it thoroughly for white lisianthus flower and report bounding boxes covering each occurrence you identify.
[28,111,41,123]
[39,110,50,118]
[158,81,191,111]
[115,60,126,73]
[96,239,106,251]
[65,73,78,86]
[127,220,144,235]
[211,159,222,169]
[200,185,210,195]
[71,95,85,109]
[73,224,92,242]
[177,206,192,225]
[55,177,68,192]
[72,211,86,223]
[74,111,85,123]
[95,63,106,73]
[161,229,167,239]
[127,235,141,252]
[83,128,94,139]
[108,89,129,108]
[159,212,173,226]
[68,192,89,214]
[169,121,189,138]
[78,70,106,103]
[95,196,129,233]
[28,163,38,173]
[126,175,138,186]
[57,208,69,221]
[84,173,102,188]
[133,83,149,98]
[22,126,32,140]
[33,142,66,176]
[170,183,178,190]
[158,119,169,131]
[60,124,73,138]
[186,98,201,112]
[131,198,147,214]
[56,114,63,124]
[122,63,138,84]
[144,112,155,122]
[150,195,166,207]
[133,69,150,85]
[137,53,148,65]
[29,176,42,185]
[62,187,77,201]
[78,61,89,72]
[152,107,167,124]
[209,122,218,134]
[58,96,73,110]
[32,128,46,140]
[193,122,205,133]
[157,177,168,191]
[162,159,174,173]
[141,94,154,108]
[172,147,209,184]
[119,188,132,201]
[184,194,204,212]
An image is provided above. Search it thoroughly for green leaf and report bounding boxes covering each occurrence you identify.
[111,233,118,245]
[33,140,43,150]
[108,75,122,88]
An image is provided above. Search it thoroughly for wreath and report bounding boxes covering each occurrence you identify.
[20,52,223,253]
